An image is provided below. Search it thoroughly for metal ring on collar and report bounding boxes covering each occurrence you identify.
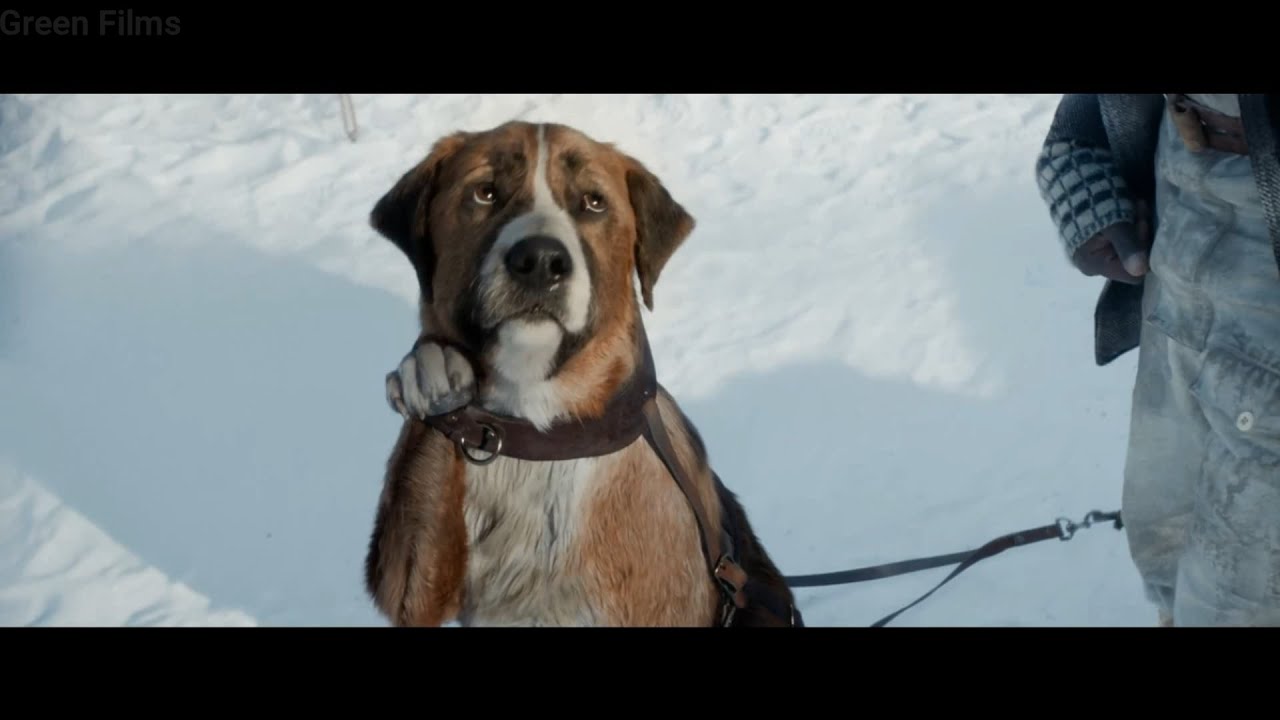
[460,422,504,465]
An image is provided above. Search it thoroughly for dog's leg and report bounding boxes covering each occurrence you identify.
[365,340,476,627]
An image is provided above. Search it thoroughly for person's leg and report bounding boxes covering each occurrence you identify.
[1119,104,1221,625]
[1165,130,1280,628]
[1128,101,1280,626]
[1122,266,1206,623]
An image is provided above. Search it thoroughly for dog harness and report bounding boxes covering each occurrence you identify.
[418,323,803,628]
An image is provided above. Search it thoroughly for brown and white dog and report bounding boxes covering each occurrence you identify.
[363,121,799,627]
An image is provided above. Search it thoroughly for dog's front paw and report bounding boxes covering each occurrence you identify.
[385,341,476,420]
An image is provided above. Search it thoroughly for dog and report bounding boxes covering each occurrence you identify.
[363,120,800,627]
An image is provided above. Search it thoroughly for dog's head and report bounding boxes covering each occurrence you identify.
[371,121,694,426]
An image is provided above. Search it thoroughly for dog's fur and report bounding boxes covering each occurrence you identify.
[363,121,795,627]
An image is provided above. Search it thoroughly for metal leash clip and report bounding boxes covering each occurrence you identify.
[1056,509,1124,541]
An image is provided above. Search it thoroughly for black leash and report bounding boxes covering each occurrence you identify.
[783,509,1124,627]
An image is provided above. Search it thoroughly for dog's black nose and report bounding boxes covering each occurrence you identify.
[504,235,572,289]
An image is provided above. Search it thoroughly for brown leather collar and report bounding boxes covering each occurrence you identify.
[420,324,659,464]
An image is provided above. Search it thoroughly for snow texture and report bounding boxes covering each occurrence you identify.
[0,93,1156,626]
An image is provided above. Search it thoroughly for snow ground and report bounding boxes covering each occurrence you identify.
[0,93,1156,626]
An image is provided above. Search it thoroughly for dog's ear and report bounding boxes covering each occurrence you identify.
[370,133,467,303]
[625,160,695,311]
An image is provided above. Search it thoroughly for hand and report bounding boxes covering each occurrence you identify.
[385,339,477,420]
[1072,200,1153,284]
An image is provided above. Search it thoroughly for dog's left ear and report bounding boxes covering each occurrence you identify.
[370,132,467,303]
[626,160,695,311]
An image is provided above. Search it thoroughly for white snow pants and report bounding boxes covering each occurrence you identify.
[1123,103,1280,626]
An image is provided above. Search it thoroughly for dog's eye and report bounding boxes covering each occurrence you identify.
[473,183,497,205]
[583,192,606,213]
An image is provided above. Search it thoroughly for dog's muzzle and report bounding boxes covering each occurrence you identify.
[476,233,577,330]
[503,234,573,293]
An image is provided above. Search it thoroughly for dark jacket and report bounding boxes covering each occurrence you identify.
[1034,94,1280,366]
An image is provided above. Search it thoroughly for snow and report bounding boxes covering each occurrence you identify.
[0,93,1156,626]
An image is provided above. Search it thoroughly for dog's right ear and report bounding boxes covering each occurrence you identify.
[370,132,467,303]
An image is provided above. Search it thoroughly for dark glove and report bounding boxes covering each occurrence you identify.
[1071,200,1153,284]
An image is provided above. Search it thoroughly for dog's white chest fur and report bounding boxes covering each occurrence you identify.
[459,454,602,626]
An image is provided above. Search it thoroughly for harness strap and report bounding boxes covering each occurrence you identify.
[639,396,799,627]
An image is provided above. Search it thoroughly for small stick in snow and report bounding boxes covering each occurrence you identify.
[338,94,358,142]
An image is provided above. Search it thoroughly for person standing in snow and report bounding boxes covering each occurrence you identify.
[1035,94,1280,627]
